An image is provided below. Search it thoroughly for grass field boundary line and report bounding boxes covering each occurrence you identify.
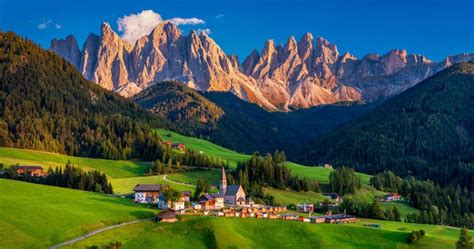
[49,218,154,249]
[162,174,197,186]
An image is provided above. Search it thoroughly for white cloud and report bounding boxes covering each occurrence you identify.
[197,28,211,35]
[37,19,52,30]
[37,19,61,30]
[168,17,204,26]
[215,14,224,19]
[117,10,205,45]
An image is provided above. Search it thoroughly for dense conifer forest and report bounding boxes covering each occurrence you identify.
[0,32,172,161]
[298,61,474,191]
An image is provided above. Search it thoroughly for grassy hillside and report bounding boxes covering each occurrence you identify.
[0,179,155,249]
[0,147,193,194]
[0,147,150,178]
[156,129,250,168]
[64,216,466,249]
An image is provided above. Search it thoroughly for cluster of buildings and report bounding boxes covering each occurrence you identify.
[134,167,252,211]
[161,141,186,151]
[383,192,401,201]
[13,166,46,177]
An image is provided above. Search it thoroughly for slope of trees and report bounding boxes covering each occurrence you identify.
[227,151,320,203]
[0,32,171,161]
[329,167,361,195]
[133,81,224,136]
[3,162,113,194]
[298,61,474,191]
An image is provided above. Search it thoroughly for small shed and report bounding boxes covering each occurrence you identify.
[157,210,177,223]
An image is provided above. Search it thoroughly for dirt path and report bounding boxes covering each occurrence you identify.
[162,174,196,186]
[49,218,154,249]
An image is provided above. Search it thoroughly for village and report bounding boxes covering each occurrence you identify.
[134,167,362,224]
[10,164,403,226]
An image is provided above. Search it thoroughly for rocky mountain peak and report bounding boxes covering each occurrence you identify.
[314,37,339,64]
[297,33,314,63]
[285,36,298,51]
[50,24,474,111]
[49,34,81,69]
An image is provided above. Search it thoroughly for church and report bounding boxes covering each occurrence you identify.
[219,167,246,205]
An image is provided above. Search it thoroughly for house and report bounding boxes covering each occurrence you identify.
[324,214,358,224]
[322,193,341,202]
[182,191,192,202]
[310,216,326,224]
[157,194,186,211]
[157,210,177,223]
[133,184,161,203]
[384,192,401,201]
[14,166,46,177]
[297,201,314,213]
[199,193,224,210]
[172,143,186,151]
[280,214,297,221]
[192,203,202,210]
[323,164,333,169]
[219,167,246,205]
[162,141,173,147]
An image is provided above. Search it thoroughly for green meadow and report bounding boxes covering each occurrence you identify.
[0,147,150,178]
[64,215,467,249]
[156,129,250,168]
[0,179,155,249]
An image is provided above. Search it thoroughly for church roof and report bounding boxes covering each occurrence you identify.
[226,185,242,196]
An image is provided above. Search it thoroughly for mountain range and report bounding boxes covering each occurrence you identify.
[50,21,474,111]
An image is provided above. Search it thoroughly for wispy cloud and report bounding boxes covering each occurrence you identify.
[197,28,212,35]
[215,14,224,19]
[117,10,205,44]
[37,19,61,30]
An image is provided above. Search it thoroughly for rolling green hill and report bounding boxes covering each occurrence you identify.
[0,179,155,249]
[63,216,466,249]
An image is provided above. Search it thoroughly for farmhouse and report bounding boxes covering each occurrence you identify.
[172,143,186,151]
[199,193,224,210]
[182,191,192,202]
[297,201,314,213]
[157,194,186,211]
[219,167,246,205]
[323,214,358,224]
[157,210,177,223]
[14,166,46,177]
[384,192,401,201]
[133,184,161,203]
[323,193,341,202]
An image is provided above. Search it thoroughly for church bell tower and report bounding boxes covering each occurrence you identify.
[219,167,227,196]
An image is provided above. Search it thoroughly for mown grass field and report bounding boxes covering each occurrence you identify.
[0,179,155,249]
[264,188,326,205]
[64,215,468,249]
[0,147,150,178]
[380,201,419,220]
[166,170,221,185]
[156,129,250,168]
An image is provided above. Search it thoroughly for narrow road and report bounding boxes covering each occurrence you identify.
[49,218,154,249]
[162,174,196,187]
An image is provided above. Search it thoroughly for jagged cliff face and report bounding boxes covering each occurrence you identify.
[51,22,274,109]
[50,22,474,111]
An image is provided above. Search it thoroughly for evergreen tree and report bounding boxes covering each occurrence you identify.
[456,227,474,249]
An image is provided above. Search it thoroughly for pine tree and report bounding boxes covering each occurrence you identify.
[456,227,474,249]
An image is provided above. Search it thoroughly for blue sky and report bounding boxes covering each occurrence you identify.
[0,0,472,61]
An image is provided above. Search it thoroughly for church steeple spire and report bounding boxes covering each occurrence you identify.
[219,167,227,196]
